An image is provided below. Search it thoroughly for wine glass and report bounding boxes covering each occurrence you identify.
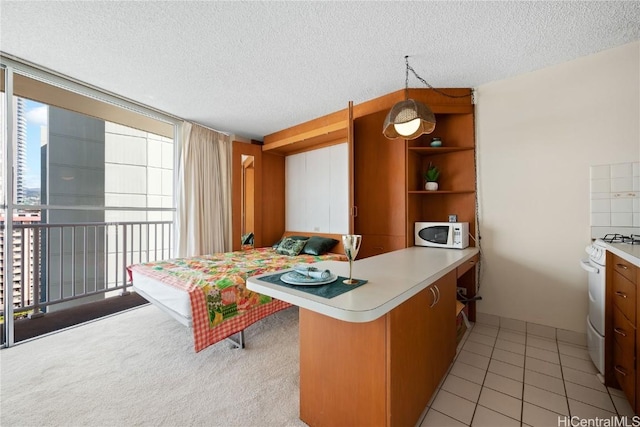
[342,235,362,285]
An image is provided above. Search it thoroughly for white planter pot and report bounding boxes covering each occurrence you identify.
[425,182,439,191]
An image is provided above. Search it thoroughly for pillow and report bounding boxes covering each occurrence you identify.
[302,236,339,256]
[241,232,254,245]
[272,235,308,249]
[276,237,309,256]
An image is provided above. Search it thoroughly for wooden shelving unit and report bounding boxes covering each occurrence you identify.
[406,106,476,248]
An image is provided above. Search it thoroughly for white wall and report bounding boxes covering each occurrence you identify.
[476,41,640,333]
[285,143,349,234]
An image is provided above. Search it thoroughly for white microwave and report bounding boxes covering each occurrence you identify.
[415,222,469,249]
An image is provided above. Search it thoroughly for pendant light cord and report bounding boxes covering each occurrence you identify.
[404,56,410,100]
[405,55,473,99]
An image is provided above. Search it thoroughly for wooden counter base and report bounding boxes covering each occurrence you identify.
[299,270,457,427]
[300,308,387,427]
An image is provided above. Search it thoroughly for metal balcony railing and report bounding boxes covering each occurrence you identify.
[2,220,173,317]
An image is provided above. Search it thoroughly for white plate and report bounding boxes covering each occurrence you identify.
[280,271,338,286]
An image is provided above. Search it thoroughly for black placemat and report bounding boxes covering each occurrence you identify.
[259,271,367,299]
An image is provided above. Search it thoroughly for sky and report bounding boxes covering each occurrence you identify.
[23,98,46,189]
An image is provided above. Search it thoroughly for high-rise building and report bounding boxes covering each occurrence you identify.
[0,213,40,311]
[0,96,28,205]
[1,98,173,315]
[15,98,27,204]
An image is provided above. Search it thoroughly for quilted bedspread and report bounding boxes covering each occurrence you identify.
[129,247,345,352]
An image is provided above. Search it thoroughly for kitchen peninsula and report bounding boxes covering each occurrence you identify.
[247,246,479,427]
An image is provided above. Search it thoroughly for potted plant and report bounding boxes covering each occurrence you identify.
[424,163,440,191]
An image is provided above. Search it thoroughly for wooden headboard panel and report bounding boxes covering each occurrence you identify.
[282,231,345,255]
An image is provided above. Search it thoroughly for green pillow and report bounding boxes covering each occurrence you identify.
[272,235,308,249]
[276,237,309,256]
[302,236,339,255]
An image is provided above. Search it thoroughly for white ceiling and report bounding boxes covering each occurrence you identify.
[1,1,639,141]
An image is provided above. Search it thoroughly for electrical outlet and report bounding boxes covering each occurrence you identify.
[448,214,457,223]
[457,286,467,296]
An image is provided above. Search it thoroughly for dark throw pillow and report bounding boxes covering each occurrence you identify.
[302,236,339,255]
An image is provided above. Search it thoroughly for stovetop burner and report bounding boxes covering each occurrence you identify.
[602,233,640,244]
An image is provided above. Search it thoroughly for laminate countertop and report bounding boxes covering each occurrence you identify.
[247,246,479,323]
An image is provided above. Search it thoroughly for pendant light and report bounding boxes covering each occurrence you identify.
[383,99,436,139]
[383,56,436,140]
[383,56,474,140]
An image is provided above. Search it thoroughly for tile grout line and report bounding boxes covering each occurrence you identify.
[520,328,528,427]
[558,341,622,418]
[557,333,572,422]
[490,325,622,423]
[468,324,498,426]
[420,321,475,426]
[465,325,622,426]
[475,324,529,426]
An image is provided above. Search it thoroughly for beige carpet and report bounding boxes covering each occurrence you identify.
[0,305,306,427]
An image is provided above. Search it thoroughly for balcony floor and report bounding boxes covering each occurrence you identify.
[2,292,148,344]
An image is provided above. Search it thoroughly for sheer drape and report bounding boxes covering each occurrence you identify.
[176,122,232,257]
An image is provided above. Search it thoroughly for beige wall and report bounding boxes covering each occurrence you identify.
[475,41,640,332]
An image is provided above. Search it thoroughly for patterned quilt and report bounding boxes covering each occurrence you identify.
[129,247,345,352]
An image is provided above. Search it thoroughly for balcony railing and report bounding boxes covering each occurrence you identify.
[2,220,173,318]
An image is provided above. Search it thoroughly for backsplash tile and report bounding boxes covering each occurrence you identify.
[611,163,633,178]
[591,199,610,213]
[611,198,633,213]
[611,177,633,192]
[611,213,633,227]
[590,179,610,193]
[591,213,610,227]
[590,162,640,237]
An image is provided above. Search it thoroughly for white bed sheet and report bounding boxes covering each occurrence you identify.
[132,270,192,327]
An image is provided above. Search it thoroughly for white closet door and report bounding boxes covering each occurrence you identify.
[329,144,349,234]
[306,147,331,232]
[285,143,348,233]
[285,152,306,232]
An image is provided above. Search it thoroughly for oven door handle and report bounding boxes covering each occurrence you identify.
[579,259,599,274]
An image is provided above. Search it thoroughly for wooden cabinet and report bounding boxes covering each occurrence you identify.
[605,252,639,413]
[353,109,406,259]
[262,88,476,255]
[299,270,457,427]
[232,141,285,250]
[406,111,476,246]
[232,141,263,251]
[351,90,476,258]
[388,270,456,426]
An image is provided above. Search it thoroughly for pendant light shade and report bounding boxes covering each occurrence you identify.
[382,99,436,140]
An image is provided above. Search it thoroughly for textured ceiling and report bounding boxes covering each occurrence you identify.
[1,1,639,140]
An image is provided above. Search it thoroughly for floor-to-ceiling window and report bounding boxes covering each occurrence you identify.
[1,59,179,347]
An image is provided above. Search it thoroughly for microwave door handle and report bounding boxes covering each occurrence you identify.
[579,259,599,274]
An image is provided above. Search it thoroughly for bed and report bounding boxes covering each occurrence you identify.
[128,233,345,352]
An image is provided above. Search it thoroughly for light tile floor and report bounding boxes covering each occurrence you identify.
[419,322,637,426]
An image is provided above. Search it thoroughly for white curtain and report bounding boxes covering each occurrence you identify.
[176,122,232,257]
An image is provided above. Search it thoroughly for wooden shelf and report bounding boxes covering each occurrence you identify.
[408,190,475,195]
[263,108,349,155]
[408,147,474,155]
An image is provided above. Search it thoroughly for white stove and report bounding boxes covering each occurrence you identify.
[581,239,607,377]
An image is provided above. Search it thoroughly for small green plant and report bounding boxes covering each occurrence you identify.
[424,163,440,182]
